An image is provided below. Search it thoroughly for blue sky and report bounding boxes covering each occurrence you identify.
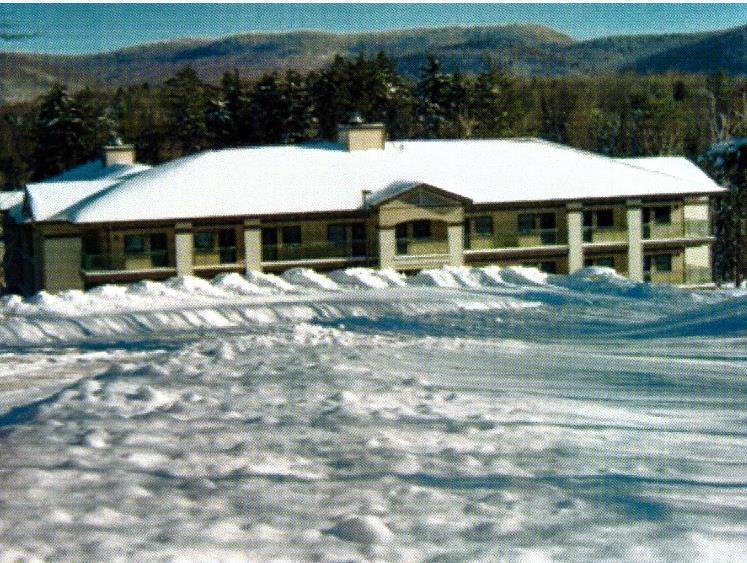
[1,3,745,54]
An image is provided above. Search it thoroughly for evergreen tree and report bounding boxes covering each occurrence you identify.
[30,84,91,180]
[111,84,164,163]
[282,70,315,143]
[471,64,530,138]
[308,55,351,140]
[249,72,288,144]
[414,55,454,138]
[210,70,252,147]
[702,139,747,285]
[160,66,209,155]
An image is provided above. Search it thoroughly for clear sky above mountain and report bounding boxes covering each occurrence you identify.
[1,3,745,55]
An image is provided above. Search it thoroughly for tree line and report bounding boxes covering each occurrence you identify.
[0,52,744,282]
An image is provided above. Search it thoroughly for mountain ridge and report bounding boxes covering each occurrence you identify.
[1,23,744,105]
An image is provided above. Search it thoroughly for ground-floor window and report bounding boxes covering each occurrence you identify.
[584,256,615,269]
[518,212,557,244]
[123,232,169,267]
[193,229,237,264]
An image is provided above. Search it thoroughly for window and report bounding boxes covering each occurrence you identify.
[653,207,671,225]
[327,224,348,245]
[282,226,302,245]
[644,255,652,272]
[644,206,672,225]
[124,234,145,254]
[539,261,557,274]
[150,233,168,266]
[585,256,615,268]
[351,223,366,257]
[654,254,672,272]
[261,228,278,261]
[518,214,535,234]
[412,220,431,239]
[193,232,214,252]
[474,216,493,236]
[539,213,556,230]
[218,229,236,248]
[595,209,614,228]
[217,230,237,263]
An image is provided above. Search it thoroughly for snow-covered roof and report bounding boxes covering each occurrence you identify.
[25,160,151,222]
[27,139,723,224]
[40,159,151,183]
[0,191,24,211]
[616,157,716,186]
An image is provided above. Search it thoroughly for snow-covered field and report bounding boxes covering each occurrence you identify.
[0,266,745,560]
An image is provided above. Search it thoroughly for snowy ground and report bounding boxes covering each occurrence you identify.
[0,266,745,560]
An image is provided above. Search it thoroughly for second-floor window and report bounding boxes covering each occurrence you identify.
[473,216,494,236]
[583,209,614,229]
[282,226,302,246]
[643,206,671,225]
[518,212,556,244]
[412,220,431,239]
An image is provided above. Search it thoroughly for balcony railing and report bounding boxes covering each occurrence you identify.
[262,241,366,262]
[685,266,712,285]
[583,227,627,244]
[643,223,683,240]
[469,229,562,250]
[684,219,711,238]
[396,237,448,256]
[82,250,171,272]
[643,270,685,284]
[194,246,238,265]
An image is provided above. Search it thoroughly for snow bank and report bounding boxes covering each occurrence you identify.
[281,268,340,290]
[329,267,406,289]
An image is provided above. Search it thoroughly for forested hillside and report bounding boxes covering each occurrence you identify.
[0,23,745,104]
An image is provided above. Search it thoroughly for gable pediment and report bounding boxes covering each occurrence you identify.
[375,183,470,210]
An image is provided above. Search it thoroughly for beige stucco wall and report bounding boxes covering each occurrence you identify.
[378,228,396,270]
[104,145,136,167]
[626,202,643,281]
[567,206,584,273]
[378,201,463,229]
[43,236,83,292]
[338,125,386,151]
[244,227,262,272]
[175,231,193,276]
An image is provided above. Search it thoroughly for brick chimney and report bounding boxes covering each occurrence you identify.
[103,137,136,167]
[337,113,386,151]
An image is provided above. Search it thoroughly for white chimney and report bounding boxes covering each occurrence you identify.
[103,138,136,167]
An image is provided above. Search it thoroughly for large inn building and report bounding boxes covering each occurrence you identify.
[2,121,724,294]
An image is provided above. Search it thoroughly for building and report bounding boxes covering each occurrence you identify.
[3,122,724,295]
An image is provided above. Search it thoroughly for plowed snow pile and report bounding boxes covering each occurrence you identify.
[0,266,744,559]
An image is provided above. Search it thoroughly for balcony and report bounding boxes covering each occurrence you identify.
[82,250,172,272]
[469,229,562,250]
[684,265,712,285]
[194,246,238,266]
[684,219,710,239]
[644,270,685,284]
[583,227,627,244]
[262,241,367,262]
[396,236,448,256]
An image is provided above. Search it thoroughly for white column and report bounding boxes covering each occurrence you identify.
[175,222,193,276]
[566,203,584,273]
[626,200,643,282]
[378,227,396,270]
[244,224,262,273]
[447,223,465,267]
